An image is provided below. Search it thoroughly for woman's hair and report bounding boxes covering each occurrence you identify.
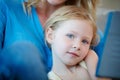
[25,0,98,20]
[44,6,99,47]
[65,0,98,20]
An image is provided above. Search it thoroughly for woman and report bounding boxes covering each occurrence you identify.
[0,0,100,80]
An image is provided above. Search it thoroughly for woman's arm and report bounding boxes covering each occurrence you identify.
[0,0,6,52]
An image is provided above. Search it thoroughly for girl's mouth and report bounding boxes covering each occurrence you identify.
[68,52,79,57]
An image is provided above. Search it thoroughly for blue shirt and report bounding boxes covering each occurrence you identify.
[0,0,52,72]
[0,0,104,73]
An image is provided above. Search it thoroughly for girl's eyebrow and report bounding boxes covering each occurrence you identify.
[69,31,92,39]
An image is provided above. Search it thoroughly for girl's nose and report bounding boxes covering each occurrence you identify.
[72,43,81,51]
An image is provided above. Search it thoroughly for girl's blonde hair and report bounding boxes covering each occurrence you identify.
[44,6,99,47]
[25,0,98,20]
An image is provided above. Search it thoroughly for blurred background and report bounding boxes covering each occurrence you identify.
[96,0,120,32]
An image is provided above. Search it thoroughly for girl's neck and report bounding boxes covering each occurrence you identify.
[51,51,80,80]
[52,54,77,75]
[52,57,77,80]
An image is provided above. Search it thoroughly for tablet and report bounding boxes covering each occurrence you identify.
[96,11,120,79]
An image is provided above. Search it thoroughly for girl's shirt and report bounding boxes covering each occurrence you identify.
[48,61,87,80]
[0,0,52,72]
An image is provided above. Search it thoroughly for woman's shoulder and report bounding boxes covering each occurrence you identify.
[1,0,23,10]
[3,0,22,5]
[0,0,27,17]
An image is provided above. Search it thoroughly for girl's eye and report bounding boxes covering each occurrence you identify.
[66,34,75,39]
[82,39,89,44]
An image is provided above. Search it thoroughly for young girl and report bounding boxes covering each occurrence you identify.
[45,6,99,80]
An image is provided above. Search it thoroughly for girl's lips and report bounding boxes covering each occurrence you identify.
[68,52,79,57]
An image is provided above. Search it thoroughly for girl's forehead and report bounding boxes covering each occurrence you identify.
[55,19,93,34]
[56,19,92,29]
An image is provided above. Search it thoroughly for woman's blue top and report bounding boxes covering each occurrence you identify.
[0,0,104,74]
[0,0,52,72]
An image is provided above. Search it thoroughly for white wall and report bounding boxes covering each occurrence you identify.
[96,0,120,32]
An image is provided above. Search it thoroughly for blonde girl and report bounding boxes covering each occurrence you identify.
[45,6,98,80]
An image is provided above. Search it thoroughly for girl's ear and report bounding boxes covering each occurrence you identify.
[45,27,54,44]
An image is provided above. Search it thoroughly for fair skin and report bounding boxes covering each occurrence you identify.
[46,19,96,80]
[36,0,67,26]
